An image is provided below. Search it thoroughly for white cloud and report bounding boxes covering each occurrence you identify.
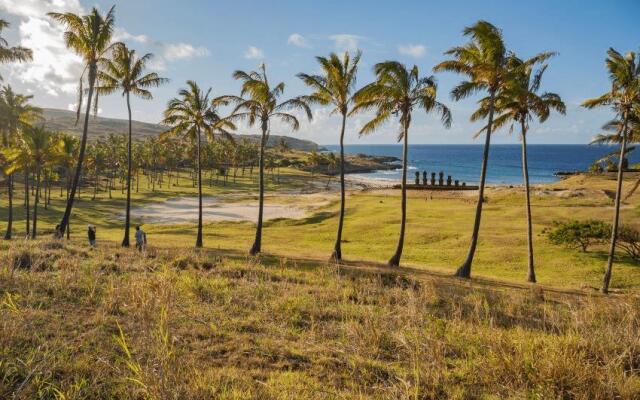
[329,34,364,52]
[398,44,426,58]
[163,42,210,61]
[244,46,264,60]
[287,33,310,48]
[113,27,149,44]
[0,0,85,96]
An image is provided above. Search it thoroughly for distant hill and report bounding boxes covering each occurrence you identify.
[41,108,321,151]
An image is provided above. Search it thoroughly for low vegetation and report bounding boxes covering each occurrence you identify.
[1,240,640,399]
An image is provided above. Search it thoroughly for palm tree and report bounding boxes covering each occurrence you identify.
[591,108,640,201]
[95,43,168,247]
[0,19,33,80]
[433,21,512,278]
[0,86,41,239]
[352,61,451,267]
[162,81,233,248]
[298,51,361,261]
[48,6,118,238]
[4,126,62,238]
[582,48,640,294]
[219,64,312,255]
[473,55,565,282]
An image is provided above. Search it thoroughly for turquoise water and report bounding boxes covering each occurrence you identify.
[323,144,638,185]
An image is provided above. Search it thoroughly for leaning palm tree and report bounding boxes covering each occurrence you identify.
[95,43,167,247]
[472,55,565,282]
[162,81,234,248]
[352,61,451,267]
[434,21,512,278]
[0,19,33,80]
[48,6,118,238]
[219,64,312,255]
[298,51,361,261]
[582,48,640,294]
[0,86,41,239]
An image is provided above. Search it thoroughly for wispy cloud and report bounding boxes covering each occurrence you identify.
[329,34,364,52]
[398,44,426,58]
[163,43,210,61]
[113,27,149,44]
[287,33,310,48]
[244,46,264,60]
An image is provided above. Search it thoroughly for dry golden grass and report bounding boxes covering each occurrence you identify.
[1,239,640,399]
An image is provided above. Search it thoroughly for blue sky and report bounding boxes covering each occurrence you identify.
[1,0,638,144]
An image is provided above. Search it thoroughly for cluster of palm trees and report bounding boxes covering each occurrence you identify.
[1,5,638,293]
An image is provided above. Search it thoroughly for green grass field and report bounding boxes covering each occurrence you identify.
[1,168,639,290]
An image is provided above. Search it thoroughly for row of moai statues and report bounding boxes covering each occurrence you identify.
[414,171,466,187]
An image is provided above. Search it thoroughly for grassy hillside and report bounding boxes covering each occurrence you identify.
[1,240,639,399]
[1,169,639,290]
[41,108,321,151]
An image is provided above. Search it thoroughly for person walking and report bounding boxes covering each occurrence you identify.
[135,225,147,252]
[87,225,96,248]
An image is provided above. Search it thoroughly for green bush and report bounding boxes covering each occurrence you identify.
[618,225,640,261]
[545,219,609,252]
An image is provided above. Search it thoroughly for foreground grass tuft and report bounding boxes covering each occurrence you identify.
[1,240,640,399]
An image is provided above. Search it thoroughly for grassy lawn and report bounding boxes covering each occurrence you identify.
[1,168,639,290]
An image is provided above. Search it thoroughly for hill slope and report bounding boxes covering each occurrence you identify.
[41,108,321,151]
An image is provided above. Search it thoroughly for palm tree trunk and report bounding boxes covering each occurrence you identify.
[250,121,267,255]
[520,122,535,283]
[196,126,203,248]
[602,110,630,294]
[32,166,41,239]
[332,113,347,261]
[4,175,13,240]
[58,64,97,238]
[455,90,496,278]
[388,118,409,267]
[24,169,30,237]
[122,91,133,247]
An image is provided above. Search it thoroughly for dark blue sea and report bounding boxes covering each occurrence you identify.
[323,144,638,185]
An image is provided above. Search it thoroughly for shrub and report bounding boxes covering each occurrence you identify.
[545,219,609,252]
[617,225,640,262]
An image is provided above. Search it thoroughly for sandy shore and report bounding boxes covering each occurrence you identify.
[129,194,331,224]
[130,197,306,224]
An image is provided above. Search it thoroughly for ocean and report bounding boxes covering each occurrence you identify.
[323,144,639,185]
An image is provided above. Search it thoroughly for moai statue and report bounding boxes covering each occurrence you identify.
[438,171,444,186]
[415,171,420,185]
[431,172,436,186]
[447,175,452,186]
[455,180,459,187]
[462,182,467,187]
[422,171,427,185]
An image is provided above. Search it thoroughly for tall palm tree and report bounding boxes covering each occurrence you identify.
[433,21,511,278]
[4,126,62,238]
[219,64,312,255]
[472,55,565,282]
[0,86,41,239]
[582,48,640,294]
[298,51,361,261]
[0,19,33,81]
[95,43,167,247]
[352,61,451,267]
[48,6,118,238]
[162,81,233,248]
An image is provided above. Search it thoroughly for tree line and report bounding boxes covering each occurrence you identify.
[1,6,638,294]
